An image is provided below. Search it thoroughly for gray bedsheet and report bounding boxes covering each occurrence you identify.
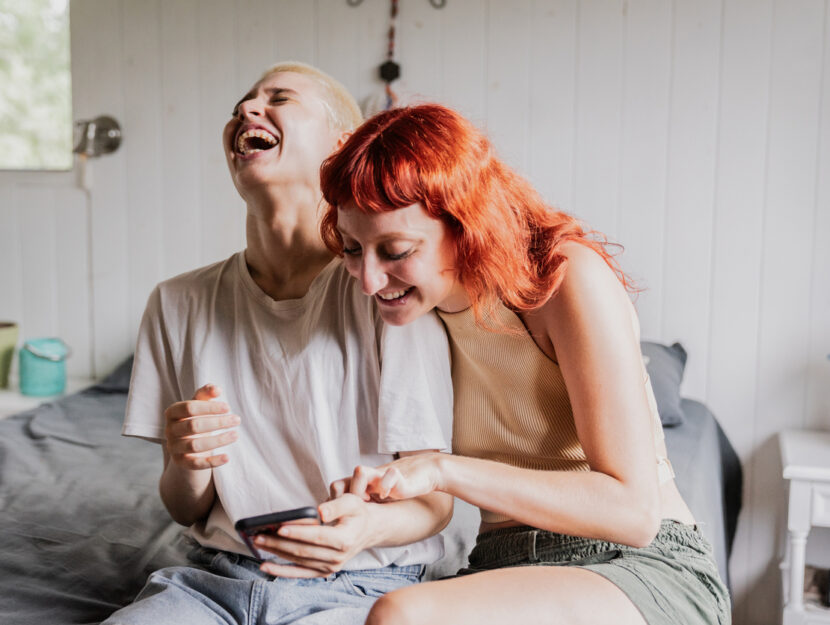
[0,362,740,624]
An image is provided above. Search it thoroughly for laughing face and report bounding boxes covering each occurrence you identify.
[222,71,344,203]
[336,203,470,326]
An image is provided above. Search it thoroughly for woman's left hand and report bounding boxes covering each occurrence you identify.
[332,452,445,502]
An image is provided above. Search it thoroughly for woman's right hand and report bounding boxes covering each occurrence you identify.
[332,452,446,502]
[163,384,240,471]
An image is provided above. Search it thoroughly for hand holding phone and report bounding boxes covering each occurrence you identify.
[234,506,320,558]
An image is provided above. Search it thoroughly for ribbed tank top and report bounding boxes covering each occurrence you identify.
[436,303,670,523]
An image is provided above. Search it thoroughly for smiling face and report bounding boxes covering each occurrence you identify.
[336,203,470,326]
[222,71,345,202]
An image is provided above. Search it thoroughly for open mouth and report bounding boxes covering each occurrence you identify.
[235,128,279,156]
[376,287,414,304]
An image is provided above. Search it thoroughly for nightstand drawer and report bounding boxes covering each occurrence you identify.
[812,485,830,527]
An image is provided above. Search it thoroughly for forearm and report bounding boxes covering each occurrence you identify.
[159,448,217,526]
[437,454,660,547]
[365,491,453,549]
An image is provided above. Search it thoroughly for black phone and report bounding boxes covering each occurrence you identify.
[234,506,320,558]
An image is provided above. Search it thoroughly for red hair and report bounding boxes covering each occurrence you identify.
[320,104,635,325]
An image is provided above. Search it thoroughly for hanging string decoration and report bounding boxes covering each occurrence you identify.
[361,0,402,117]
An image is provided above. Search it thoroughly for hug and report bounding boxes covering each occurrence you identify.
[104,62,729,625]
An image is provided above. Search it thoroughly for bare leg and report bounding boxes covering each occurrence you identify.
[366,566,647,625]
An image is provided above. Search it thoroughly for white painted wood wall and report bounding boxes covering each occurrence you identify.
[0,1,827,622]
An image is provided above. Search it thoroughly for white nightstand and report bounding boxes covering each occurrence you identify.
[780,429,830,625]
[0,378,95,419]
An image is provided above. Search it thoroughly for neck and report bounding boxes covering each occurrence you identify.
[244,193,333,301]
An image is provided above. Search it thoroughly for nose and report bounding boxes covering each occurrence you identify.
[236,98,263,120]
[359,255,388,296]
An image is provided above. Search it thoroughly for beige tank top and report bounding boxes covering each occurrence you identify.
[436,303,673,524]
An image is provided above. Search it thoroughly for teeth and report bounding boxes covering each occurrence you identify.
[378,289,408,301]
[236,128,279,155]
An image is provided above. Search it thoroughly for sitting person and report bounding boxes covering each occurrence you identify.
[311,104,730,625]
[104,65,453,625]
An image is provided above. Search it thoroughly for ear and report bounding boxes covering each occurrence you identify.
[334,130,353,151]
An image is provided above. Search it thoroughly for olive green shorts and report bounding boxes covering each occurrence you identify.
[456,520,730,625]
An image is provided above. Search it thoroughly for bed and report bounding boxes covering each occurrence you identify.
[0,343,741,624]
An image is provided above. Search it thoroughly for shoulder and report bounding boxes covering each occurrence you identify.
[533,241,634,338]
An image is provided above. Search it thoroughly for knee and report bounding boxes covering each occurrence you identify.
[366,589,422,625]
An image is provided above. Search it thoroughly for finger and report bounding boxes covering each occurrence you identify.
[175,451,230,470]
[164,399,231,422]
[259,562,327,578]
[348,465,379,501]
[167,429,239,456]
[317,493,362,524]
[193,384,222,401]
[378,467,403,499]
[166,413,240,437]
[255,533,345,560]
[329,478,348,499]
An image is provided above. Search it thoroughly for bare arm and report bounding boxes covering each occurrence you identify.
[159,384,240,526]
[351,244,662,547]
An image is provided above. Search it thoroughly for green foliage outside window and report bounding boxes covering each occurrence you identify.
[0,0,72,170]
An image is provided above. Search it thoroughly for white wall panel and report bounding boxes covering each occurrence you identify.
[572,0,623,240]
[123,0,165,339]
[616,0,672,337]
[17,188,57,339]
[160,0,203,280]
[197,1,245,266]
[527,0,577,210]
[438,0,486,124]
[55,190,92,377]
[748,1,826,622]
[661,0,722,401]
[705,1,773,619]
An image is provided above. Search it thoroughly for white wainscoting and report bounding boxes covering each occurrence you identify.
[0,1,828,623]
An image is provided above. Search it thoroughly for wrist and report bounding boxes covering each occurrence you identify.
[433,452,454,494]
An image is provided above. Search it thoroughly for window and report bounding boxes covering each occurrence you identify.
[0,0,72,170]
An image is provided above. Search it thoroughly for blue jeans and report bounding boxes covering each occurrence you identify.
[102,544,425,625]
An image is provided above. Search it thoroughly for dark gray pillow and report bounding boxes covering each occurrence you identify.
[640,341,687,427]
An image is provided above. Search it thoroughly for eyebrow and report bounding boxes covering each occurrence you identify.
[335,225,424,243]
[233,87,298,112]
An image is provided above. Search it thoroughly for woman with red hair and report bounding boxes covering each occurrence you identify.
[320,104,729,625]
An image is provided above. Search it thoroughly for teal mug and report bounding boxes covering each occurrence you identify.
[19,337,72,397]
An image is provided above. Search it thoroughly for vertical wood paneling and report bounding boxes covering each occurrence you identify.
[55,190,92,377]
[123,0,164,339]
[160,0,202,280]
[317,0,370,101]
[705,1,773,618]
[236,0,276,93]
[197,1,244,265]
[748,1,826,622]
[571,0,624,240]
[527,0,577,210]
[71,0,130,377]
[438,0,486,124]
[272,0,317,65]
[486,0,532,173]
[616,0,672,337]
[17,188,57,339]
[661,0,722,400]
[397,0,442,104]
[806,2,830,431]
[0,188,23,329]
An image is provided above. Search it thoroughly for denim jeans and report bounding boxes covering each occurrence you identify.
[102,544,424,625]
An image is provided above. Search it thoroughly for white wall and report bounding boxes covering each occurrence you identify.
[0,1,828,622]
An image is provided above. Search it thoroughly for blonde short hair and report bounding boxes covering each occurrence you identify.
[260,62,363,132]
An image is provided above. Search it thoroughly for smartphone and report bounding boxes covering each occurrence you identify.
[234,506,320,558]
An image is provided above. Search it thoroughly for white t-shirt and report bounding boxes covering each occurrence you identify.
[123,252,453,569]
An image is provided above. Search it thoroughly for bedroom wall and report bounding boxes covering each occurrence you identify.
[0,1,827,622]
